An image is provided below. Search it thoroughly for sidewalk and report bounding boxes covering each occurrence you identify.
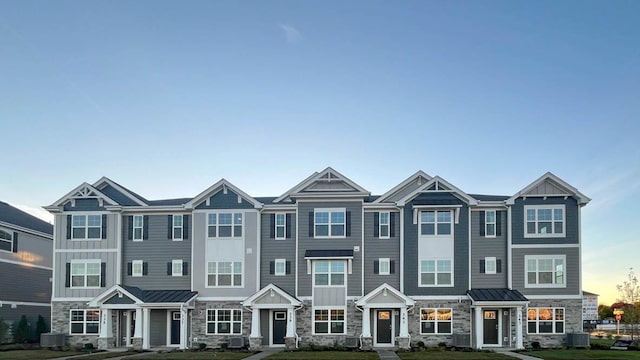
[375,349,401,360]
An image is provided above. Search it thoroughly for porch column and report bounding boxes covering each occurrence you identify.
[100,309,113,338]
[179,307,188,349]
[516,306,523,349]
[286,307,295,338]
[142,308,151,350]
[134,308,142,338]
[474,307,483,349]
[399,307,409,337]
[250,308,261,337]
[126,310,132,346]
[361,306,371,337]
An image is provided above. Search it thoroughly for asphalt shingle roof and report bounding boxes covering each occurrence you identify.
[0,201,53,236]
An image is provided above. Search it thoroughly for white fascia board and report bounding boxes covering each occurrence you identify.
[396,176,477,207]
[49,182,119,207]
[473,203,508,209]
[260,205,298,212]
[292,192,369,199]
[506,172,591,205]
[185,179,262,209]
[93,177,147,206]
[274,171,320,203]
[242,284,302,307]
[87,285,144,307]
[275,167,370,203]
[0,221,53,239]
[373,170,432,204]
[356,283,414,307]
[121,206,186,213]
[362,204,400,211]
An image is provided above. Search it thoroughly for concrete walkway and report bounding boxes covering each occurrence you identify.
[375,349,401,360]
[494,348,542,360]
[243,348,284,359]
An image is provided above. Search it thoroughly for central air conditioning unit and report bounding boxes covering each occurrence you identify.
[41,333,66,348]
[453,333,471,348]
[228,336,246,349]
[344,336,359,348]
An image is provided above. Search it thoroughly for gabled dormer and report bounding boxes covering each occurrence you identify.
[274,167,370,202]
[185,179,262,210]
[45,182,119,212]
[371,170,432,205]
[506,172,591,206]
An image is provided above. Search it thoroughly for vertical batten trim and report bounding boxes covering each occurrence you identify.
[256,210,261,293]
[507,206,513,289]
[468,206,471,291]
[399,207,404,293]
[361,201,365,297]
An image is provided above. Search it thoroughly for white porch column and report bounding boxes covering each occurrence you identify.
[362,307,371,337]
[474,307,483,349]
[100,309,113,338]
[516,306,523,349]
[286,307,295,337]
[134,308,142,338]
[250,308,261,337]
[125,311,132,346]
[179,307,188,349]
[142,308,151,350]
[399,307,409,337]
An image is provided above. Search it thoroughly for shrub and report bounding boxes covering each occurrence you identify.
[198,342,207,351]
[417,341,426,350]
[12,316,30,343]
[35,315,47,341]
[0,318,8,344]
[438,342,447,348]
[531,341,541,350]
[83,343,95,352]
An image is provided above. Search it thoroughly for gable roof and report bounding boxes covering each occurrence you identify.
[93,177,148,206]
[373,171,432,204]
[396,176,478,206]
[241,283,302,307]
[45,182,119,211]
[356,283,414,307]
[0,201,53,236]
[506,172,590,205]
[274,167,369,202]
[185,179,262,209]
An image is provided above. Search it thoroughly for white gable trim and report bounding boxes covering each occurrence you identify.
[93,177,147,206]
[185,179,262,209]
[356,283,414,307]
[241,283,302,307]
[47,182,119,209]
[373,170,432,204]
[396,176,478,207]
[87,285,143,307]
[506,172,590,205]
[274,167,369,203]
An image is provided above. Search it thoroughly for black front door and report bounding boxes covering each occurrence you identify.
[272,311,286,345]
[483,310,498,345]
[170,311,180,345]
[376,310,392,344]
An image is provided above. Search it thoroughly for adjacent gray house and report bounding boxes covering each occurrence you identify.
[45,169,589,350]
[0,201,53,339]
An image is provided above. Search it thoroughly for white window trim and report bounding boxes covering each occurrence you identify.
[0,227,14,252]
[172,214,184,241]
[133,215,144,242]
[379,212,390,239]
[419,210,453,237]
[312,306,346,335]
[485,210,496,238]
[418,258,454,287]
[275,213,286,240]
[69,309,100,335]
[525,255,566,288]
[132,260,143,277]
[379,258,390,275]
[206,309,242,335]
[527,307,565,334]
[275,258,286,276]
[206,261,243,288]
[419,308,453,335]
[70,259,101,289]
[524,205,566,238]
[313,260,346,287]
[207,211,244,239]
[314,208,346,239]
[485,257,497,275]
[172,259,183,277]
[71,213,103,241]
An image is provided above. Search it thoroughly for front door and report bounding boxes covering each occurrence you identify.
[376,310,392,345]
[272,311,286,345]
[170,311,180,345]
[483,310,499,345]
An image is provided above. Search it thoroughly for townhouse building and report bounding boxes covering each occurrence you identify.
[0,201,53,339]
[45,168,589,350]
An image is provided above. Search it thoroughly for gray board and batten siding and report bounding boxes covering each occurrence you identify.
[297,201,363,298]
[403,192,470,296]
[470,210,508,289]
[260,212,296,294]
[54,251,118,298]
[55,213,119,251]
[122,214,192,290]
[511,197,579,245]
[363,211,400,293]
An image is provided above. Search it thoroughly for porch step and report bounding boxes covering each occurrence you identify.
[375,349,401,360]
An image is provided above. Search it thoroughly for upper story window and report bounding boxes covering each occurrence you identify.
[0,228,14,252]
[208,212,243,238]
[275,259,286,276]
[171,260,183,277]
[527,308,564,334]
[525,255,565,287]
[379,212,390,239]
[485,257,497,274]
[315,209,345,238]
[72,214,102,240]
[420,259,452,287]
[420,211,452,236]
[275,213,286,239]
[70,309,100,335]
[71,260,101,288]
[485,211,496,237]
[133,215,144,241]
[525,205,565,237]
[314,260,345,286]
[207,261,243,287]
[132,260,143,277]
[378,258,390,275]
[172,215,183,240]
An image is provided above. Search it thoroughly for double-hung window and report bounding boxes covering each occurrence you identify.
[0,228,13,252]
[527,308,564,334]
[379,212,390,238]
[274,259,286,276]
[420,308,452,334]
[207,261,243,287]
[132,260,143,277]
[314,209,345,238]
[133,215,144,241]
[172,215,183,240]
[71,260,101,288]
[525,205,565,237]
[420,259,452,286]
[208,213,243,238]
[171,260,183,277]
[314,260,345,286]
[275,213,286,239]
[485,210,496,237]
[70,309,100,334]
[72,215,102,239]
[206,309,242,334]
[314,308,345,334]
[420,211,452,236]
[378,258,390,275]
[485,257,497,274]
[526,255,565,287]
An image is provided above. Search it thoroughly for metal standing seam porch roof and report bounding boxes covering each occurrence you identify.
[120,285,197,303]
[467,288,529,303]
[304,249,354,258]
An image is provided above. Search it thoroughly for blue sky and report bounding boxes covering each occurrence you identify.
[1,0,638,305]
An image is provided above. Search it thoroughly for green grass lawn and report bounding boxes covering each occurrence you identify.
[0,349,130,360]
[265,351,379,360]
[525,349,640,360]
[119,350,254,359]
[397,350,514,360]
